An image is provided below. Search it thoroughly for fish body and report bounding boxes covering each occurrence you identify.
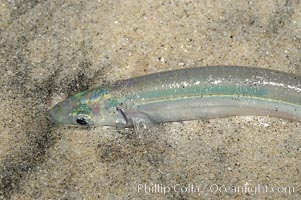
[49,66,301,127]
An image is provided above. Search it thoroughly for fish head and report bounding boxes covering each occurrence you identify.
[49,88,127,127]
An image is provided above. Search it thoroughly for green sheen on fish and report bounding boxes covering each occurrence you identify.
[49,66,301,128]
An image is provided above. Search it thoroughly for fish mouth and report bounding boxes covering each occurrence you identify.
[48,98,78,125]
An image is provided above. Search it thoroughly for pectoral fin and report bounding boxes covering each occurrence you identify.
[123,111,155,130]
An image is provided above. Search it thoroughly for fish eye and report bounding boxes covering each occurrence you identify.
[76,117,88,125]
